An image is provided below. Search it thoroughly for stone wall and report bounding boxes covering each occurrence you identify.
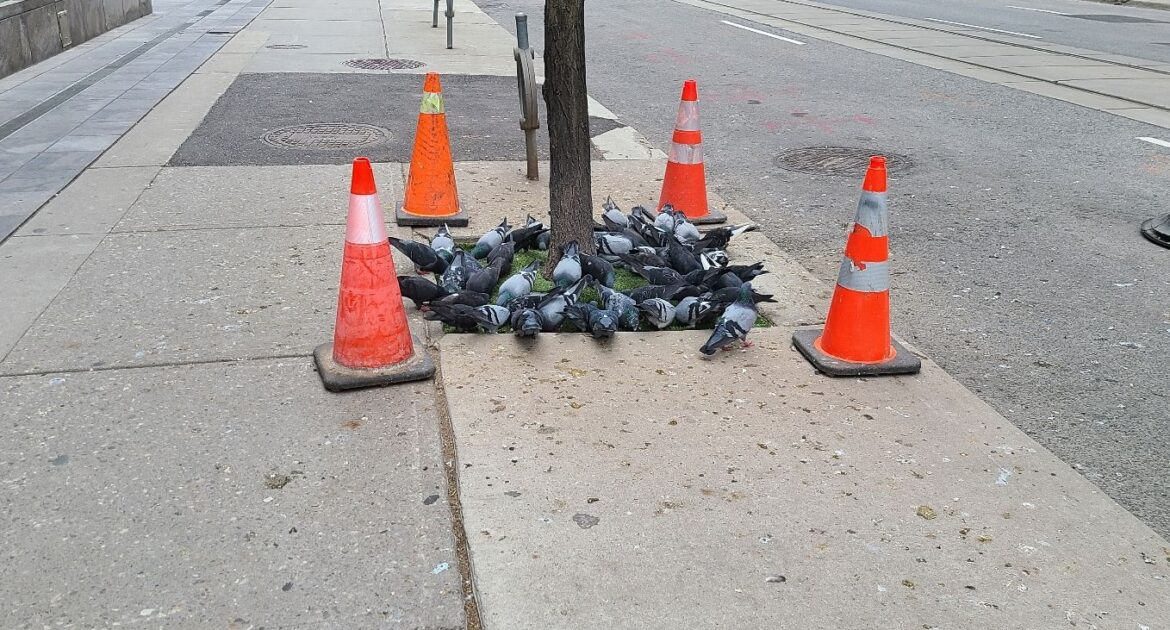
[0,0,152,78]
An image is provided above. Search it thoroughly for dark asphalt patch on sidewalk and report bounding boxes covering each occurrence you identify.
[171,73,619,166]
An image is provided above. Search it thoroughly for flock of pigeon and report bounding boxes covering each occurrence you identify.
[390,199,771,355]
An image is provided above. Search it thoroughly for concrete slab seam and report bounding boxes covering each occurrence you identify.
[427,341,485,629]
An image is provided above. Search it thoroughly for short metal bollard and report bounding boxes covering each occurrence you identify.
[513,13,539,180]
[446,0,454,49]
[433,0,439,27]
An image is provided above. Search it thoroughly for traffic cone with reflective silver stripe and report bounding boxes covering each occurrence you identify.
[316,157,435,391]
[792,156,921,377]
[397,72,468,227]
[657,79,725,225]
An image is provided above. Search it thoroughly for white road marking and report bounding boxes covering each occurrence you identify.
[1138,136,1170,149]
[1006,5,1069,15]
[587,96,619,121]
[720,20,806,45]
[592,126,668,160]
[923,17,1042,39]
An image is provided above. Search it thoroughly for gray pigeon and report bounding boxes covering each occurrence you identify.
[591,279,640,331]
[565,302,618,339]
[674,296,717,327]
[398,275,449,307]
[487,241,515,274]
[511,307,544,338]
[596,233,635,258]
[580,253,616,288]
[552,240,582,288]
[496,260,540,306]
[423,303,480,332]
[692,223,757,252]
[619,255,684,285]
[672,214,702,245]
[507,216,548,251]
[601,196,628,230]
[637,298,676,329]
[472,218,510,259]
[700,283,759,355]
[430,224,456,263]
[655,204,677,232]
[389,236,447,274]
[465,258,504,295]
[439,249,470,293]
[470,305,511,333]
[537,275,589,331]
[700,250,730,269]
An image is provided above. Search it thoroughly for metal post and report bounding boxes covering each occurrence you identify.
[515,13,529,51]
[513,12,539,180]
[433,0,439,27]
[445,0,454,49]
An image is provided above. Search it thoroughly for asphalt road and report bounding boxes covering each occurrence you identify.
[810,0,1170,64]
[476,0,1170,537]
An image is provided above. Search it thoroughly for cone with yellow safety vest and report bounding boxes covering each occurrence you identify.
[792,156,921,377]
[657,79,725,225]
[316,157,435,391]
[397,72,468,227]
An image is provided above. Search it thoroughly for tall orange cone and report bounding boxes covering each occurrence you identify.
[397,72,468,227]
[792,156,921,377]
[316,157,435,391]
[657,79,725,225]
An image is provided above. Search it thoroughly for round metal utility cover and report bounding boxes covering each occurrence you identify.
[774,147,913,177]
[266,44,307,49]
[262,123,391,150]
[344,58,426,70]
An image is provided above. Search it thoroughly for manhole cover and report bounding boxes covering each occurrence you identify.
[344,58,426,70]
[266,44,308,49]
[262,123,391,150]
[774,147,913,177]
[1070,14,1165,23]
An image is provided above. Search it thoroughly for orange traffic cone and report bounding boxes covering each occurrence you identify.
[397,72,468,227]
[792,156,920,377]
[657,79,725,225]
[315,157,435,391]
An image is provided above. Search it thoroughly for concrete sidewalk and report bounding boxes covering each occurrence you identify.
[1,0,1169,627]
[431,163,1170,628]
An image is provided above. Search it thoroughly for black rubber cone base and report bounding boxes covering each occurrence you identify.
[1141,214,1170,249]
[688,207,727,225]
[792,327,921,377]
[314,336,435,392]
[395,201,469,227]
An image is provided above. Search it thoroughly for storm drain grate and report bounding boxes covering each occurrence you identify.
[774,147,913,177]
[1069,14,1166,23]
[262,123,391,150]
[266,44,308,49]
[344,58,426,70]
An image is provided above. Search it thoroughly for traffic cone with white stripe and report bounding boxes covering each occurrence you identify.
[315,157,435,391]
[397,72,468,227]
[792,156,921,377]
[657,79,725,225]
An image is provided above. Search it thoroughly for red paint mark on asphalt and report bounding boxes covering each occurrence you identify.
[623,31,651,40]
[853,114,875,124]
[646,48,691,64]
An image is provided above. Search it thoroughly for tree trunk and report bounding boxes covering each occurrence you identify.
[542,0,594,275]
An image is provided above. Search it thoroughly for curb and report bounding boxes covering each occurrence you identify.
[1080,0,1170,11]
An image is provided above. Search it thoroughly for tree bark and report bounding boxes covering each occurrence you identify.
[542,0,594,275]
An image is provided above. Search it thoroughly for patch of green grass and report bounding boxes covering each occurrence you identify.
[445,246,773,333]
